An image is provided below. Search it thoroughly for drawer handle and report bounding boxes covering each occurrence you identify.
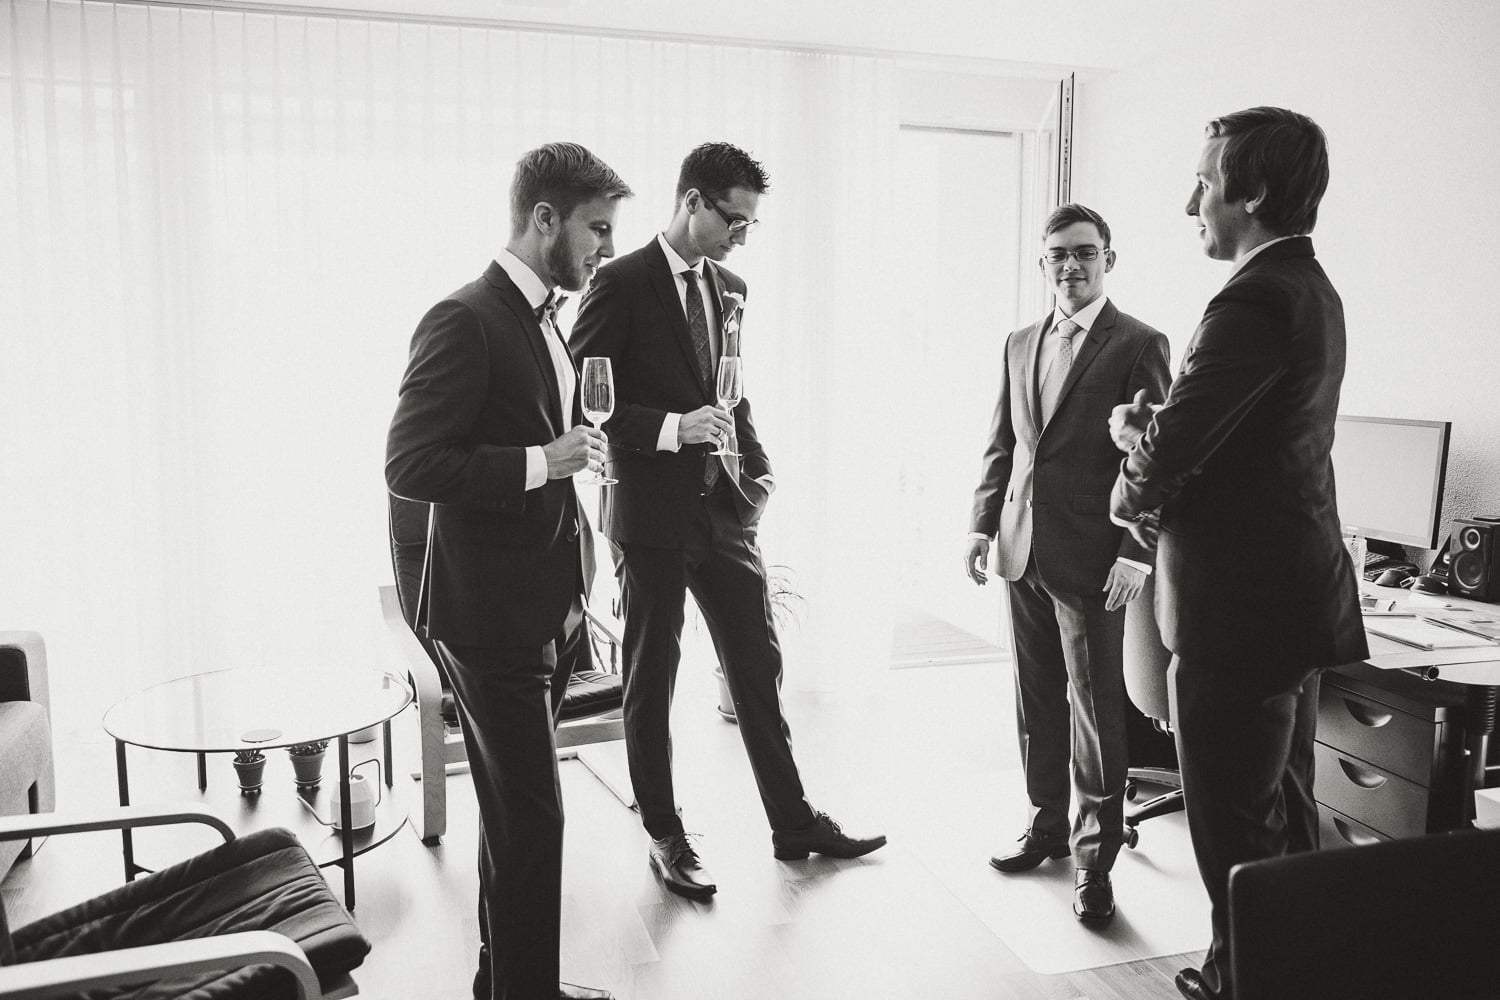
[1336,756,1387,790]
[1331,815,1381,847]
[1341,698,1392,728]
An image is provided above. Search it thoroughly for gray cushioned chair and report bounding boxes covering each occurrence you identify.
[1121,576,1184,849]
[0,631,56,876]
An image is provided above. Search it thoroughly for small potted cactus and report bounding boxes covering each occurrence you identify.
[287,740,330,789]
[232,749,267,795]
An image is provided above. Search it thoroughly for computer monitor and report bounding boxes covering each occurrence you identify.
[1331,414,1451,550]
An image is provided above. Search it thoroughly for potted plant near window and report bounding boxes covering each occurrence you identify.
[715,564,806,722]
[232,749,266,795]
[287,740,330,789]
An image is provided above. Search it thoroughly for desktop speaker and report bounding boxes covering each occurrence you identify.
[1449,517,1500,601]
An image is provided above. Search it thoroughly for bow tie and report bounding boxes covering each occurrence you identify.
[537,291,568,323]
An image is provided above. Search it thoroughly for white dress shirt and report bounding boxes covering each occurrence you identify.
[495,250,575,491]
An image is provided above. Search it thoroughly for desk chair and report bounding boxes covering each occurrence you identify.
[384,494,625,845]
[1121,575,1182,849]
[0,806,370,999]
[1229,826,1500,1000]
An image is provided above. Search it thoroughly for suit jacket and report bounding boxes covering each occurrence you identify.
[1110,237,1368,673]
[386,261,594,648]
[971,300,1172,595]
[571,239,770,548]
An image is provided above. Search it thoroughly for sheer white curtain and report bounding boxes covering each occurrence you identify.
[1,0,900,738]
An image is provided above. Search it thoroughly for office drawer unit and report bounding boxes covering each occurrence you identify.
[1315,664,1467,840]
[1319,804,1389,849]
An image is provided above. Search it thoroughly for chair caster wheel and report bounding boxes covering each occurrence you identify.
[1125,779,1139,802]
[1124,826,1140,849]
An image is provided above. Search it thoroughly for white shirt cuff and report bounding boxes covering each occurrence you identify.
[1116,556,1152,576]
[657,413,682,452]
[525,445,548,490]
[757,474,775,494]
[967,531,991,541]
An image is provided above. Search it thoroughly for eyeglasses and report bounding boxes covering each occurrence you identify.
[1041,246,1107,264]
[701,193,760,234]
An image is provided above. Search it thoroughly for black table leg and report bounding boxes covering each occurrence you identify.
[383,718,394,787]
[338,734,355,908]
[197,751,207,792]
[115,739,138,881]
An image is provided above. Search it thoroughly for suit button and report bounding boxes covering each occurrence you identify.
[1026,499,1033,508]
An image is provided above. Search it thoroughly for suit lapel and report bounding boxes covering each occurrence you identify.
[483,261,565,432]
[1053,300,1117,409]
[701,261,743,484]
[644,240,712,404]
[1021,317,1048,438]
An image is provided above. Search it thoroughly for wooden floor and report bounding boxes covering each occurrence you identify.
[3,615,1200,1000]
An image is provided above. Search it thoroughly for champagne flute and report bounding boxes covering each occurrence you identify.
[579,357,617,485]
[712,356,743,457]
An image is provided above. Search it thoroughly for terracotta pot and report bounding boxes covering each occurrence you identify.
[289,749,327,789]
[232,756,266,795]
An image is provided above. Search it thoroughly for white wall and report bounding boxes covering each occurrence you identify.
[1072,0,1500,554]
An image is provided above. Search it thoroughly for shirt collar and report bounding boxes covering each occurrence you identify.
[657,233,704,280]
[496,249,553,312]
[1231,235,1298,277]
[1051,294,1109,335]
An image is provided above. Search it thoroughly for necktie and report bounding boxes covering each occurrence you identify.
[682,270,720,488]
[1041,318,1080,424]
[537,291,568,334]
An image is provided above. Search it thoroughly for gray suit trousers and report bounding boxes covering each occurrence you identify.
[1005,555,1128,871]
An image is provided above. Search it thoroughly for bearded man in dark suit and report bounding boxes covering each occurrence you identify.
[386,142,629,1000]
[571,142,884,902]
[965,203,1171,924]
[1108,107,1367,1000]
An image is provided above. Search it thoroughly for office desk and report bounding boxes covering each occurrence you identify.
[1317,585,1500,846]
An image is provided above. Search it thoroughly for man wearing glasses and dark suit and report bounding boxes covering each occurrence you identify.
[965,203,1171,924]
[572,142,884,903]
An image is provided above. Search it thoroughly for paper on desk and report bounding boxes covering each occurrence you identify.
[1364,616,1495,651]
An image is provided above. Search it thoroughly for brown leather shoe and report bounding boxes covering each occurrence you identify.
[649,833,717,900]
[1073,868,1115,923]
[559,983,613,999]
[772,810,887,860]
[988,830,1070,872]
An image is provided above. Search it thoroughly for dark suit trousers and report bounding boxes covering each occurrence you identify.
[1005,556,1128,871]
[1170,657,1321,1000]
[610,491,815,839]
[437,596,585,1000]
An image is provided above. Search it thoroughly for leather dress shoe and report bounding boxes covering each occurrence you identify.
[988,830,1070,873]
[1175,967,1219,1000]
[1073,868,1115,923]
[649,833,717,900]
[473,945,489,1000]
[559,983,613,999]
[772,810,887,860]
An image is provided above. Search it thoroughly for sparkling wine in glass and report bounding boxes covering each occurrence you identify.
[712,356,743,457]
[579,357,617,485]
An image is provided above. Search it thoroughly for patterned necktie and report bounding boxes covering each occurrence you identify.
[1041,317,1080,424]
[682,270,720,488]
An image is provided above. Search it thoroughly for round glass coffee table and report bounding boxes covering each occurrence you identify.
[103,665,413,908]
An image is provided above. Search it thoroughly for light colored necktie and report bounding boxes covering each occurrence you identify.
[1040,318,1080,424]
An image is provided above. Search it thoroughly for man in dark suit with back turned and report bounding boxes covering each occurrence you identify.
[1108,107,1368,1000]
[965,204,1171,923]
[386,142,630,1000]
[571,142,884,902]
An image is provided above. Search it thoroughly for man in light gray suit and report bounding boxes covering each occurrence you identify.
[964,203,1171,922]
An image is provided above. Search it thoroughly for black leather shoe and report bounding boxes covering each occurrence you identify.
[1073,868,1115,923]
[1175,967,1219,1000]
[988,830,1070,872]
[772,810,887,860]
[559,982,613,999]
[649,833,717,900]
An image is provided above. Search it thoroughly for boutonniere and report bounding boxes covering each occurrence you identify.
[722,290,746,355]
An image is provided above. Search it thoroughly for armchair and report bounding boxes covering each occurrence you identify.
[384,494,626,845]
[0,631,56,875]
[0,805,371,999]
